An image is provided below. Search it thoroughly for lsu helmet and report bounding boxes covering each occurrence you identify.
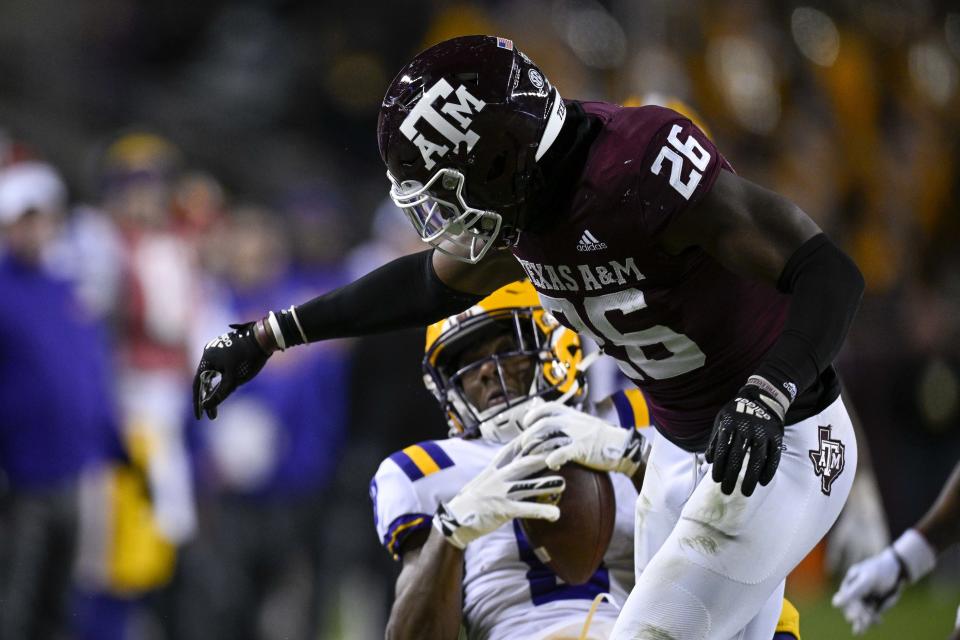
[378,35,567,263]
[423,280,586,443]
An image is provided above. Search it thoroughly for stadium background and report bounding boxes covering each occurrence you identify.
[0,0,958,638]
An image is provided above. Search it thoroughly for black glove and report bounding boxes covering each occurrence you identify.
[705,376,789,497]
[192,322,273,420]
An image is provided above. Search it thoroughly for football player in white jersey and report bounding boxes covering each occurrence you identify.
[370,280,803,640]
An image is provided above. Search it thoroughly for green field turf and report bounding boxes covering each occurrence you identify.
[327,583,960,638]
[789,586,959,639]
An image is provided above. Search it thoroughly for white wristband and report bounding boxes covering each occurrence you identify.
[892,529,937,583]
[267,311,286,350]
[618,428,647,477]
[433,503,467,549]
[746,375,791,419]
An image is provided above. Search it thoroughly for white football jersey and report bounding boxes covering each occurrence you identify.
[371,390,652,640]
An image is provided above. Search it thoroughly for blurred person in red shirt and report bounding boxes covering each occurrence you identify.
[99,132,200,546]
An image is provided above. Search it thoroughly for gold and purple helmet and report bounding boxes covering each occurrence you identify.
[423,280,585,443]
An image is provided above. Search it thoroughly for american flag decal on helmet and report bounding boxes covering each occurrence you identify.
[496,37,513,50]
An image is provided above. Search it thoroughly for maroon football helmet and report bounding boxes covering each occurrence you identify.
[378,35,567,263]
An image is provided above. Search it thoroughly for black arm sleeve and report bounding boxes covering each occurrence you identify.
[276,250,483,345]
[754,234,864,399]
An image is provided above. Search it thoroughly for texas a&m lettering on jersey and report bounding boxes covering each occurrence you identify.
[515,256,644,292]
[513,102,791,450]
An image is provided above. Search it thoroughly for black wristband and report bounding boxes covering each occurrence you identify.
[287,250,484,343]
[755,234,864,399]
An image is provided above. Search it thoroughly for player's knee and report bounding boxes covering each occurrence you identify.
[613,579,712,640]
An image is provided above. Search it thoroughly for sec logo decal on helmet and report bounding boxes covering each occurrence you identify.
[378,35,567,263]
[422,280,586,443]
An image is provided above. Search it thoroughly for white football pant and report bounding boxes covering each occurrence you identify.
[611,395,857,640]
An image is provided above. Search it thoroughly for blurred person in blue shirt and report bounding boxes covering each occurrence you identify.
[174,205,350,640]
[0,161,120,640]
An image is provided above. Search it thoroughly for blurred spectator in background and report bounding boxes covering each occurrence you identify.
[71,429,178,640]
[174,204,351,640]
[281,182,351,281]
[344,197,426,281]
[0,161,120,640]
[100,131,199,546]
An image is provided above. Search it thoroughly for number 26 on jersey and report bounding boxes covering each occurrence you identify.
[650,124,711,200]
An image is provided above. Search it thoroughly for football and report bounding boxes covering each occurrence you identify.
[520,464,616,585]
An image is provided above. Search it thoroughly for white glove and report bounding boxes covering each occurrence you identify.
[832,529,937,634]
[832,547,903,634]
[434,452,564,549]
[517,401,648,477]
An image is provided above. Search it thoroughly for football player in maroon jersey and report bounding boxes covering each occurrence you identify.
[193,36,864,639]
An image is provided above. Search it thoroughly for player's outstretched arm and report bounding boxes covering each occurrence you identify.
[916,458,960,552]
[193,248,523,419]
[386,529,465,640]
[832,459,960,634]
[661,169,864,496]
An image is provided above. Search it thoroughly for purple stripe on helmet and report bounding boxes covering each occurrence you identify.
[611,390,636,429]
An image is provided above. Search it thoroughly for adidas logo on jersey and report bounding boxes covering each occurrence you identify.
[576,230,607,252]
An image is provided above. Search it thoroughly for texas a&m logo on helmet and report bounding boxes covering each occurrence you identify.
[378,36,567,263]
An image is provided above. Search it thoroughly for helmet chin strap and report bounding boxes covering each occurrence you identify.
[556,349,600,405]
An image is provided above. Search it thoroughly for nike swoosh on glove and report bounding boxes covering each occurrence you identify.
[434,451,564,549]
[517,401,648,477]
[706,375,789,496]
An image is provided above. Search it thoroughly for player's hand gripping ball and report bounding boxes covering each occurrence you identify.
[434,452,565,550]
[520,463,616,585]
[517,401,647,477]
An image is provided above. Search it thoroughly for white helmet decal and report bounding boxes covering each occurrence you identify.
[399,79,486,170]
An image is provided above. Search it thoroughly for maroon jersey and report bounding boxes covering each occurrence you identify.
[512,102,789,450]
